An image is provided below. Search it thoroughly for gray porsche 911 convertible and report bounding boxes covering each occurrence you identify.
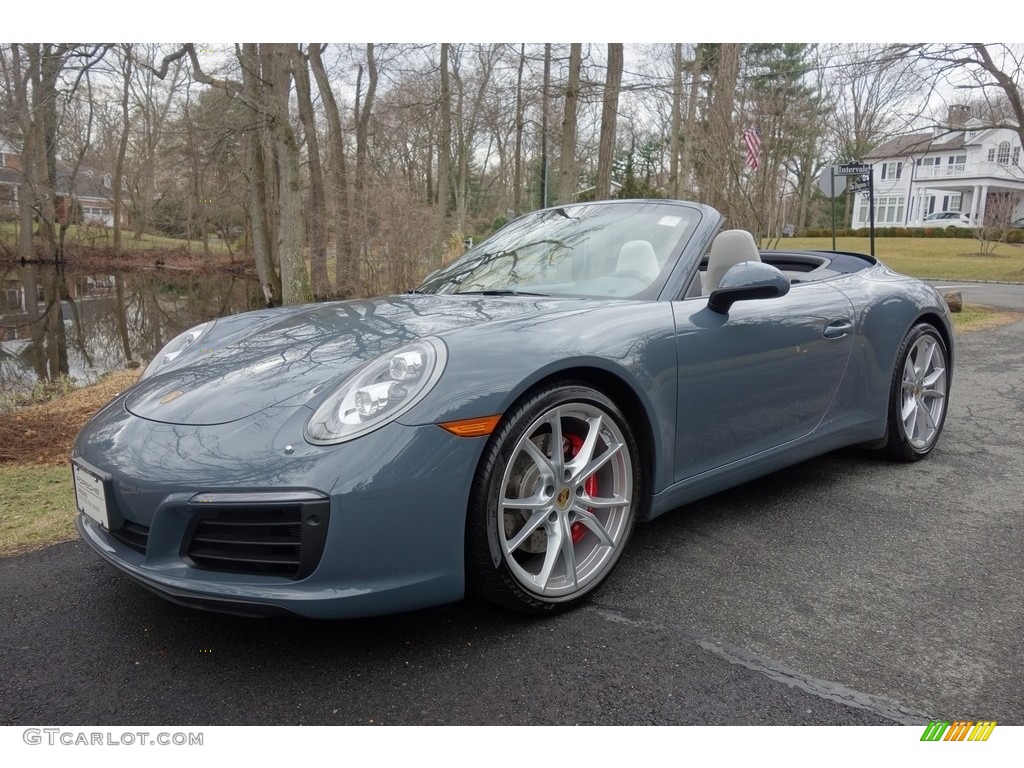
[72,199,951,618]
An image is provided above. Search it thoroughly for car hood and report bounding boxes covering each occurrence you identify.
[125,293,594,425]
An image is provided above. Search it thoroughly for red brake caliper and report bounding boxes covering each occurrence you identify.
[564,433,597,544]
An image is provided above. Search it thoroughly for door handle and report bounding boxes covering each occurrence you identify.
[823,319,853,339]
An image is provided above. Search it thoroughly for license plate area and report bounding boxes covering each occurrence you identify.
[72,460,111,529]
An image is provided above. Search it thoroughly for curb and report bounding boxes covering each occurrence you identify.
[926,278,1024,286]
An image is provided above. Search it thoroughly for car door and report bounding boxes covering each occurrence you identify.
[670,282,855,482]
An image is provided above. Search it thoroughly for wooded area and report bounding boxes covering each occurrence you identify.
[2,43,1022,305]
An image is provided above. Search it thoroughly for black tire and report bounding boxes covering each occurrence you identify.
[466,383,642,614]
[881,323,950,461]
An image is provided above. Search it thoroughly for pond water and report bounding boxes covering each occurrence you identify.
[1,264,260,402]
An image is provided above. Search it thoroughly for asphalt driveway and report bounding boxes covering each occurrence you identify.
[1,317,1022,726]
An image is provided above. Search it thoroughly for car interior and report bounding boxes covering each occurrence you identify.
[687,229,877,299]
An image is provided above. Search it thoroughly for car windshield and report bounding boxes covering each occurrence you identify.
[418,201,701,298]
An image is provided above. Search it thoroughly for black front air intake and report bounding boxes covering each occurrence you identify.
[183,499,329,579]
[111,520,150,554]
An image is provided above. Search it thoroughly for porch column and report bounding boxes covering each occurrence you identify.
[977,185,989,226]
[969,185,981,222]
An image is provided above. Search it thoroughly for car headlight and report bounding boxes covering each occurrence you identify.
[139,320,215,381]
[305,338,447,444]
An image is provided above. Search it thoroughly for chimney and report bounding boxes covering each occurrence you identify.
[948,104,970,128]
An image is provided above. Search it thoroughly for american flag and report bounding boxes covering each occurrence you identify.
[743,126,761,171]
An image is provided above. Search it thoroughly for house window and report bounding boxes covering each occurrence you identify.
[861,196,905,224]
[988,148,996,162]
[82,206,109,220]
[881,162,902,180]
[946,194,962,212]
[921,157,941,177]
[997,142,1011,165]
[1014,147,1021,165]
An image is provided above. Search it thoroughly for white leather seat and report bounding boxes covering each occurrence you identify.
[616,240,660,283]
[704,230,761,293]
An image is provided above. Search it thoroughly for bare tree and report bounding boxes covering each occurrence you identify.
[701,44,741,217]
[309,43,356,296]
[594,44,624,201]
[827,44,923,161]
[900,44,1024,151]
[292,45,330,298]
[975,191,1021,255]
[430,43,451,269]
[557,44,582,203]
[112,44,131,254]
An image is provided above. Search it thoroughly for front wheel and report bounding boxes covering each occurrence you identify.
[466,384,641,614]
[882,323,950,461]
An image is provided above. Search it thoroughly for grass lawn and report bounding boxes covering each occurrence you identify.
[772,237,1024,283]
[0,221,233,254]
[0,464,75,556]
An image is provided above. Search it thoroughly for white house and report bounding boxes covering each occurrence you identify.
[851,110,1024,229]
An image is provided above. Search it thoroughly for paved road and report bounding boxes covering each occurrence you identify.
[928,280,1024,311]
[1,320,1022,727]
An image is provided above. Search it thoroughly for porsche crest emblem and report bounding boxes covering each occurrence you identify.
[159,389,185,404]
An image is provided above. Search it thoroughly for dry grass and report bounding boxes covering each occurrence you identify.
[952,305,1023,333]
[0,369,140,465]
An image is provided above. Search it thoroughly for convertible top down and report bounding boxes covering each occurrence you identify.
[73,200,952,618]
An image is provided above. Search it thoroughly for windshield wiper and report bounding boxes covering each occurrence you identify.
[457,289,549,297]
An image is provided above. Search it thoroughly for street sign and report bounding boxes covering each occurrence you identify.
[849,178,870,192]
[817,169,846,198]
[837,162,871,176]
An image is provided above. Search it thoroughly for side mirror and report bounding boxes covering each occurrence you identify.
[708,261,791,314]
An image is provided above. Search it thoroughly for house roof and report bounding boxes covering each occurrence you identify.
[867,120,1021,161]
[865,132,966,159]
[0,135,115,203]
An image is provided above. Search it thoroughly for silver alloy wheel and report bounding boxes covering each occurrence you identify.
[899,333,947,450]
[498,403,632,598]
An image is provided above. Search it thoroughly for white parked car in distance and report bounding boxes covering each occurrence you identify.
[922,211,975,228]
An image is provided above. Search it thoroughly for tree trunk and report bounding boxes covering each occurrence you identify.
[266,44,313,305]
[595,44,623,201]
[705,44,741,217]
[669,44,682,198]
[540,44,551,209]
[557,43,582,204]
[239,44,280,306]
[679,45,702,199]
[113,44,132,254]
[292,46,330,299]
[11,46,36,260]
[430,43,452,270]
[309,43,357,297]
[512,44,526,216]
[354,44,377,271]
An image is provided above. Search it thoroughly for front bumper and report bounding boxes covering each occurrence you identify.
[73,397,485,619]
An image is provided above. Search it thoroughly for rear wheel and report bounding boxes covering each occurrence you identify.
[883,323,949,461]
[466,384,641,613]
